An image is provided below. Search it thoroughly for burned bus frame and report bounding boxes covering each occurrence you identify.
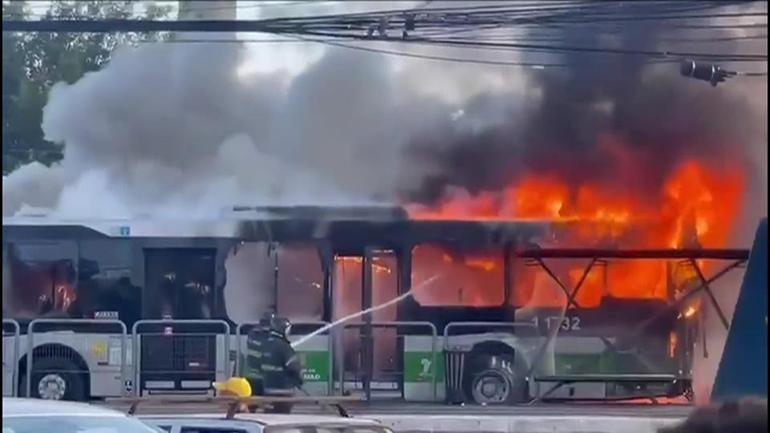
[237,212,750,402]
[2,207,751,403]
[515,248,748,403]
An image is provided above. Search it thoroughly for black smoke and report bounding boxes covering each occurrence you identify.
[402,3,766,206]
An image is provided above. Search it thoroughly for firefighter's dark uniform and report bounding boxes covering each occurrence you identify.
[244,314,303,413]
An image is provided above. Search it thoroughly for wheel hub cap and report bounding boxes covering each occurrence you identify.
[38,374,67,400]
[474,372,509,403]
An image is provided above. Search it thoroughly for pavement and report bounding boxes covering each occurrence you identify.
[101,400,692,433]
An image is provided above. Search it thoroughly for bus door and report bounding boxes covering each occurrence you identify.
[140,248,216,394]
[332,249,399,399]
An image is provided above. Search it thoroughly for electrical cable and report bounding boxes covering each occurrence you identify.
[150,36,572,68]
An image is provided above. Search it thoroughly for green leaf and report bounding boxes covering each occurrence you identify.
[2,1,172,173]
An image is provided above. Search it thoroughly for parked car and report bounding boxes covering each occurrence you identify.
[3,398,161,433]
[140,413,395,433]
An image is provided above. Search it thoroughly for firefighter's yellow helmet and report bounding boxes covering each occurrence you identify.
[212,377,252,398]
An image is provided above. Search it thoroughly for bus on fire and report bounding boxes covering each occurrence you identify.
[1,206,747,404]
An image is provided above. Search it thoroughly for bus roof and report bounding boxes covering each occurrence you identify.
[2,205,550,247]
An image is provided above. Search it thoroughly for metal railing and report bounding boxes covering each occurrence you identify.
[3,319,20,397]
[442,321,538,349]
[442,321,537,403]
[131,320,230,397]
[340,321,438,402]
[235,321,333,394]
[27,319,128,398]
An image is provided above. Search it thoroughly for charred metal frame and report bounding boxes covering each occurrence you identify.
[516,248,748,328]
[515,248,749,403]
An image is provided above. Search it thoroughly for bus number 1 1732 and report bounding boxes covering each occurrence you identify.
[532,316,582,332]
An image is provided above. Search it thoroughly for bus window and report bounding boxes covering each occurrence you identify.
[276,243,324,321]
[3,241,78,320]
[605,260,668,301]
[508,256,536,307]
[516,259,669,307]
[144,248,216,320]
[224,242,324,324]
[224,242,275,325]
[509,258,604,308]
[371,252,398,321]
[411,244,504,307]
[78,240,140,325]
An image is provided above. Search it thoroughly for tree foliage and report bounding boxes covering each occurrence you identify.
[2,0,173,174]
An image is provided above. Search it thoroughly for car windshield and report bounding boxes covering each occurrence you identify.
[3,415,160,433]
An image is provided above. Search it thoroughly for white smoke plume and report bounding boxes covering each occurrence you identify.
[1,40,465,218]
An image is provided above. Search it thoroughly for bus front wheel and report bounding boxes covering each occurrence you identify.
[20,357,88,401]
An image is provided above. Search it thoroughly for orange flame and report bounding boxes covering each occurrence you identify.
[408,160,744,307]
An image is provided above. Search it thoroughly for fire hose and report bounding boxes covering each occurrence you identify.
[291,275,439,349]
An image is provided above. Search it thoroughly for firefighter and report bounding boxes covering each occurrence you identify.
[244,312,303,413]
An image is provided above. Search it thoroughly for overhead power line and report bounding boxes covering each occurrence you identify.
[3,18,766,62]
[161,36,572,68]
[420,36,768,61]
[291,28,767,62]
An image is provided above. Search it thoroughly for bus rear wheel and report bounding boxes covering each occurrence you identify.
[464,352,527,405]
[471,368,512,404]
[20,357,88,401]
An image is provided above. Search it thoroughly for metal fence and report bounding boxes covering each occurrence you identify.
[3,319,20,397]
[442,321,537,403]
[235,321,333,394]
[9,318,544,403]
[131,319,230,397]
[26,319,128,399]
[340,321,438,401]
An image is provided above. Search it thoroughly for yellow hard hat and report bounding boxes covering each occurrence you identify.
[212,377,252,398]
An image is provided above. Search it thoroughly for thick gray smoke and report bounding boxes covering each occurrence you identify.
[1,40,449,218]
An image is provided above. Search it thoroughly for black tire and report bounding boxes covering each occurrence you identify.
[19,357,88,401]
[463,353,528,405]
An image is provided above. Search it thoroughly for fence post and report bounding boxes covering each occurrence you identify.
[234,322,260,377]
[3,319,20,397]
[429,323,438,402]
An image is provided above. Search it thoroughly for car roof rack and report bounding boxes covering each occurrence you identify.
[105,395,362,419]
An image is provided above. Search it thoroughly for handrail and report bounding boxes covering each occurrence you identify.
[342,320,438,402]
[131,319,230,397]
[442,321,537,350]
[3,319,20,397]
[27,318,127,398]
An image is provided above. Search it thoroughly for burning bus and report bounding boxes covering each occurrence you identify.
[1,204,749,404]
